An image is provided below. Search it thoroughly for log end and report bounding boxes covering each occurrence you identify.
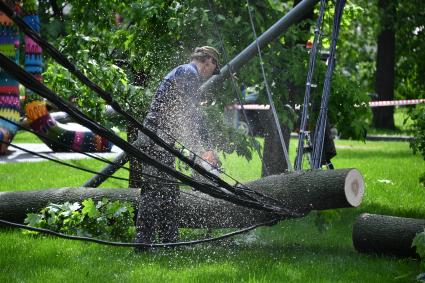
[344,169,364,207]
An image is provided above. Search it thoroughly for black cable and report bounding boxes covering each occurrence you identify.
[0,116,186,185]
[0,140,125,181]
[0,140,183,186]
[0,218,281,248]
[144,120,284,205]
[0,2,258,202]
[1,116,119,165]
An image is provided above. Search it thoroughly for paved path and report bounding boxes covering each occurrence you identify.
[0,143,122,164]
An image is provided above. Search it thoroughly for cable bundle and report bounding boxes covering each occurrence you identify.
[311,0,346,169]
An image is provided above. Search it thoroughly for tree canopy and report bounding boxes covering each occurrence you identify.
[35,0,424,140]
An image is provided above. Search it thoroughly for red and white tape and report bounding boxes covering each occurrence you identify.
[369,99,425,107]
[226,104,270,110]
[226,100,424,111]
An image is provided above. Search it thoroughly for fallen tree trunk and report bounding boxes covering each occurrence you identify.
[1,169,364,228]
[353,213,425,257]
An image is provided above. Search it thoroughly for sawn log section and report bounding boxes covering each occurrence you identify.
[353,213,425,257]
[0,168,364,228]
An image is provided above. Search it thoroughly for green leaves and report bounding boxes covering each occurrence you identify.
[408,105,425,186]
[413,230,425,274]
[413,230,425,259]
[24,213,43,227]
[82,198,97,218]
[24,198,135,242]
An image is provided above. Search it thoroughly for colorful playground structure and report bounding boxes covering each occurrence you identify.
[0,0,112,154]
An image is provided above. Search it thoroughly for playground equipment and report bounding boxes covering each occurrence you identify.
[0,3,20,154]
[0,0,112,154]
[24,100,112,152]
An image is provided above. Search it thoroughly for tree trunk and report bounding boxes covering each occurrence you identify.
[353,213,425,258]
[261,110,291,176]
[0,169,364,228]
[372,0,396,129]
[254,0,314,177]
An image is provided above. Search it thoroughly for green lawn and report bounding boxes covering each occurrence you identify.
[367,107,414,136]
[0,138,424,282]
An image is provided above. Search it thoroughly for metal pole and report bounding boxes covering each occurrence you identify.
[200,0,317,94]
[82,0,317,187]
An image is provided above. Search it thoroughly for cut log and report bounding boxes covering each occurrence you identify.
[353,213,425,257]
[0,168,364,228]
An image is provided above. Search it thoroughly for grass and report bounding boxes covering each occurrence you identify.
[367,107,414,136]
[0,137,424,282]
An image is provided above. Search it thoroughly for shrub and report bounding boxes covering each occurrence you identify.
[409,105,425,186]
[412,231,425,281]
[24,198,136,242]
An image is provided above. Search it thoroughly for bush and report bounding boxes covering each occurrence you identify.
[412,231,425,281]
[24,198,136,242]
[409,105,425,186]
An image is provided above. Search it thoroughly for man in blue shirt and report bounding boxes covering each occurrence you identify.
[134,46,220,250]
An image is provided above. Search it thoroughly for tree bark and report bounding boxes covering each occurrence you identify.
[353,213,425,258]
[261,110,291,176]
[372,0,396,129]
[0,169,364,228]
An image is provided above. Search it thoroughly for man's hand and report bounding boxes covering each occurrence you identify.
[201,150,219,167]
[200,150,221,176]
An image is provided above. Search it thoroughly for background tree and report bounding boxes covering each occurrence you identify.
[38,0,373,181]
[372,0,396,129]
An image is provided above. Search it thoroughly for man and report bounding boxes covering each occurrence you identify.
[134,46,220,250]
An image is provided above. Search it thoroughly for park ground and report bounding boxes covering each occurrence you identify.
[0,109,424,282]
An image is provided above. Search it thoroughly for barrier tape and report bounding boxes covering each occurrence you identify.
[226,104,270,110]
[369,99,425,107]
[226,99,425,111]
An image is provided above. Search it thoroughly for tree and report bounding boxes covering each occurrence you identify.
[395,1,425,100]
[38,0,371,179]
[372,0,396,129]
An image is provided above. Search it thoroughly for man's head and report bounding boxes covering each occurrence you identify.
[191,46,220,79]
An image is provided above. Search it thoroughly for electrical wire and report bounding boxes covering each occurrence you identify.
[0,140,185,186]
[0,50,303,217]
[0,116,184,185]
[1,116,120,165]
[0,218,282,248]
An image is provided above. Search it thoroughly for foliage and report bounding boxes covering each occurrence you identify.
[43,58,141,124]
[413,231,425,259]
[395,1,425,100]
[203,104,261,160]
[412,230,425,279]
[24,198,135,241]
[262,39,370,139]
[409,105,425,186]
[35,0,425,162]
